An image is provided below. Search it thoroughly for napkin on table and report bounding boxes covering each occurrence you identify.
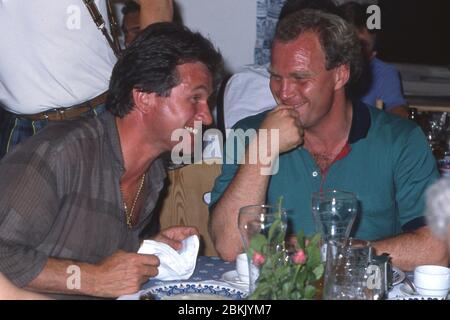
[138,234,199,281]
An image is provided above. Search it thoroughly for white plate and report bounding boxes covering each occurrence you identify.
[392,267,406,286]
[221,270,249,292]
[397,284,447,300]
[139,282,248,300]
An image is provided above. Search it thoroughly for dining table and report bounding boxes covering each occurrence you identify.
[142,256,236,289]
[116,255,450,300]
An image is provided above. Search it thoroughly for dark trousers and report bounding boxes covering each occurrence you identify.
[0,105,106,159]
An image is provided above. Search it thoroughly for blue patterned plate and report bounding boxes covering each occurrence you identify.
[140,282,248,300]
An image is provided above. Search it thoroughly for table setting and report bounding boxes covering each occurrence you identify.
[115,235,447,300]
[118,189,449,300]
[117,254,447,300]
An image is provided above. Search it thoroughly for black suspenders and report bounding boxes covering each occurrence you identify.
[82,0,122,58]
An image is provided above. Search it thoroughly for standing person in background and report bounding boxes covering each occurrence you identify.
[338,1,409,118]
[0,0,173,158]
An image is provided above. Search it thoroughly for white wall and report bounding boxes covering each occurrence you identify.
[176,0,377,74]
[176,0,256,74]
[115,0,377,74]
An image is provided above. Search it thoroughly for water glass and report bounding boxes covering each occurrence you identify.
[238,204,287,294]
[312,190,358,259]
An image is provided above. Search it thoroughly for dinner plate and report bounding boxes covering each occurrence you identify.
[392,267,406,286]
[221,270,250,292]
[140,282,248,300]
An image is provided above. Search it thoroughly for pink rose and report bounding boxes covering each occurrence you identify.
[252,252,265,266]
[292,249,308,265]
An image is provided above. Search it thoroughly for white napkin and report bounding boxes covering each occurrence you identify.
[138,235,199,281]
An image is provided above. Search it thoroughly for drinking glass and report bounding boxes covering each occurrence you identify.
[311,190,358,260]
[238,204,287,294]
[323,239,378,300]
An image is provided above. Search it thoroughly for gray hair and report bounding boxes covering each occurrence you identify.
[274,9,363,90]
[425,178,450,239]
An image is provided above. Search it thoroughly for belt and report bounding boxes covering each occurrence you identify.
[20,92,108,121]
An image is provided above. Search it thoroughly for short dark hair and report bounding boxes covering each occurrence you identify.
[278,0,339,21]
[121,0,140,16]
[338,1,374,33]
[274,9,363,90]
[106,23,223,118]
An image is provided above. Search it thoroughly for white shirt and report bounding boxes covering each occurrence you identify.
[223,64,276,129]
[0,0,117,114]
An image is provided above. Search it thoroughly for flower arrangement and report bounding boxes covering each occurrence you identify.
[246,199,324,300]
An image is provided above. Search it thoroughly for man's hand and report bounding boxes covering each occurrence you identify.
[151,226,199,251]
[92,250,160,297]
[260,105,304,154]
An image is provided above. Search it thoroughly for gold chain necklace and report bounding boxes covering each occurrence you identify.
[122,173,146,229]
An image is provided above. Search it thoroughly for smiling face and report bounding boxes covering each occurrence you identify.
[269,32,342,129]
[149,62,213,151]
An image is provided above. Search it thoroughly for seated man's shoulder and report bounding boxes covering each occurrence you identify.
[239,64,270,78]
[226,64,269,89]
[224,64,274,128]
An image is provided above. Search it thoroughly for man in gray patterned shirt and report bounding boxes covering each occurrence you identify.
[0,23,223,299]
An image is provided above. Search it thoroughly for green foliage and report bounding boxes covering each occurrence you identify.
[247,198,324,300]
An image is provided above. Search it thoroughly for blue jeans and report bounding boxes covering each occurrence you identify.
[0,105,105,159]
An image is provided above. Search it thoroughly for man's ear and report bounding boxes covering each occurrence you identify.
[132,89,157,113]
[334,64,350,91]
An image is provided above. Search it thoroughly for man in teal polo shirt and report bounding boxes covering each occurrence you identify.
[209,10,448,271]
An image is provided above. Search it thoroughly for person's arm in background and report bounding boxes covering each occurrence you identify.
[138,0,173,27]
